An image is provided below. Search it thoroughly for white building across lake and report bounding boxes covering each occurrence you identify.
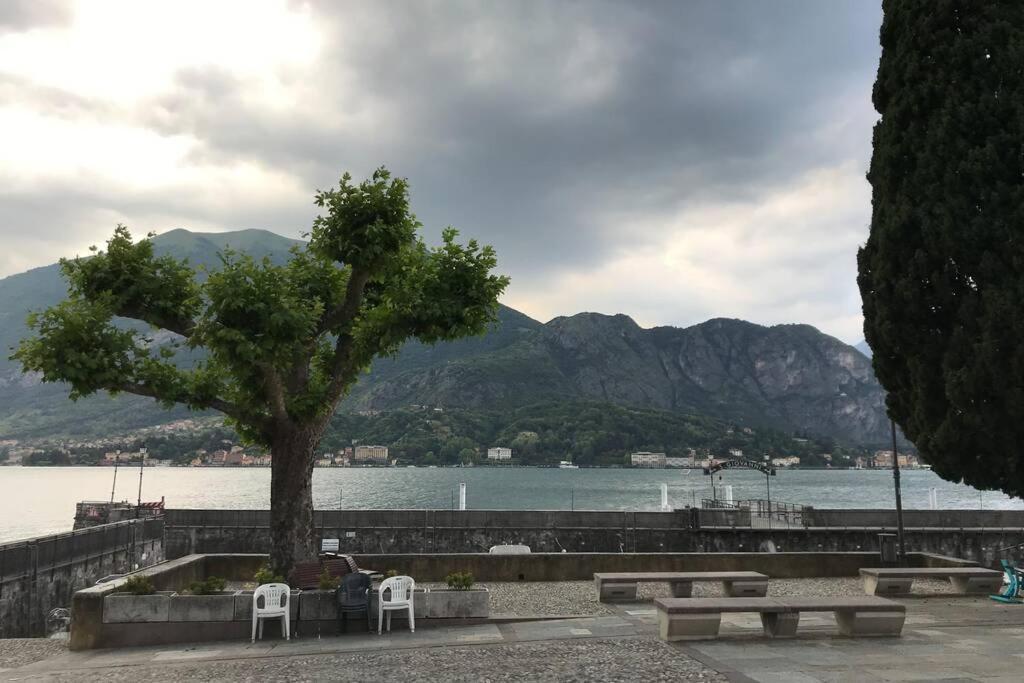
[487,447,512,460]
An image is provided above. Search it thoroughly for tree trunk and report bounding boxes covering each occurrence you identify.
[269,426,321,575]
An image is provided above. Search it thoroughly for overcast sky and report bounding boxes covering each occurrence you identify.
[0,0,881,343]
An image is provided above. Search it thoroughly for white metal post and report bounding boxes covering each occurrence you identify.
[459,482,466,510]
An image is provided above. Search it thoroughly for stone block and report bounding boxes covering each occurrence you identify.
[598,582,638,602]
[835,609,905,637]
[723,580,768,597]
[669,582,693,598]
[949,576,1002,594]
[423,589,490,618]
[658,610,721,641]
[761,611,800,638]
[102,593,173,624]
[168,593,236,622]
[863,575,913,596]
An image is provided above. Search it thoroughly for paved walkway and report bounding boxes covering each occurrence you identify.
[5,594,1024,681]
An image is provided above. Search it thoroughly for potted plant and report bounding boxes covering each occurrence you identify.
[103,574,176,624]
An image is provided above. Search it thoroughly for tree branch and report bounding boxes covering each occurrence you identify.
[317,268,371,336]
[261,364,290,422]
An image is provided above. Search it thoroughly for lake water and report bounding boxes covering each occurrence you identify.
[1,466,1021,544]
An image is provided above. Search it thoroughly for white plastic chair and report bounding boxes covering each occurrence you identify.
[252,582,291,642]
[377,575,415,634]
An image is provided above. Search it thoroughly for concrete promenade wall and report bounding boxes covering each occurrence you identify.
[164,509,1024,568]
[0,518,164,638]
[802,509,1024,528]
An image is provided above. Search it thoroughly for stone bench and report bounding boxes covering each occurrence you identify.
[860,567,1003,596]
[655,596,906,641]
[593,571,768,602]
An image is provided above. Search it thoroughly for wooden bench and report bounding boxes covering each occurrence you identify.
[655,596,906,641]
[593,571,769,602]
[860,567,1003,596]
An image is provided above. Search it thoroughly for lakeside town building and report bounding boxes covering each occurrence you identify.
[630,451,667,467]
[354,445,389,463]
[487,447,512,460]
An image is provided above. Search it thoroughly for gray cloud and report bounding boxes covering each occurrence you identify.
[136,2,880,273]
[0,0,70,34]
[0,0,882,342]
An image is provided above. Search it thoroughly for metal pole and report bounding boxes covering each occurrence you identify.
[110,456,119,504]
[766,471,772,530]
[891,420,907,564]
[136,447,146,518]
[571,489,574,511]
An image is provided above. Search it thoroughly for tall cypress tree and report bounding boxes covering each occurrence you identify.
[859,1,1024,496]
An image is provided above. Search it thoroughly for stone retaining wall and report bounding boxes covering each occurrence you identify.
[163,509,1024,567]
[0,518,164,638]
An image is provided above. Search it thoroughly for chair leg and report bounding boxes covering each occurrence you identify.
[378,604,383,635]
[283,612,290,641]
[387,611,392,633]
[258,618,264,640]
[252,614,257,643]
[409,605,415,633]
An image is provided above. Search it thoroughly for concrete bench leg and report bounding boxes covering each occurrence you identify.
[950,576,1003,595]
[669,581,693,598]
[599,582,638,602]
[723,580,768,597]
[658,610,721,641]
[863,575,913,596]
[761,612,799,638]
[835,610,905,637]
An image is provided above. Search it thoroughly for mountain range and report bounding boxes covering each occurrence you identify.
[0,229,890,446]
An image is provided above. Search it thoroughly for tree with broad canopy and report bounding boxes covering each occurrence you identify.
[14,168,509,573]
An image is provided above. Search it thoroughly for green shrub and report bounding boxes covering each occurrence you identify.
[445,571,475,590]
[253,563,284,586]
[120,575,155,595]
[385,569,398,578]
[318,569,340,590]
[187,576,227,595]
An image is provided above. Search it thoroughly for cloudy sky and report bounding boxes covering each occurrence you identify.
[0,0,881,343]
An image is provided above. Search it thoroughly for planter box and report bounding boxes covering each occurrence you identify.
[298,590,339,621]
[103,592,175,624]
[423,588,490,619]
[168,592,236,622]
[233,590,300,622]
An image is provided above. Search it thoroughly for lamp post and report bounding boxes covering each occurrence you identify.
[891,420,906,564]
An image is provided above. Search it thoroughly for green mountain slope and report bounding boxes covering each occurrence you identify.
[1,229,891,446]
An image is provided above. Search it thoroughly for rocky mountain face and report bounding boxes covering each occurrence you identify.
[348,312,890,445]
[1,229,890,445]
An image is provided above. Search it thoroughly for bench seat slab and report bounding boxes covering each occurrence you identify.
[761,612,800,638]
[835,610,905,637]
[659,610,721,641]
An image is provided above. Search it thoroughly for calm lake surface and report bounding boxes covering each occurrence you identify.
[1,466,1021,544]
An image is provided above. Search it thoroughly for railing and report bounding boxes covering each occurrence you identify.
[700,498,809,528]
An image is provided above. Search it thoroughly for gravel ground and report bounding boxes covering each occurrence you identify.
[0,638,67,670]
[426,577,957,616]
[39,637,725,683]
